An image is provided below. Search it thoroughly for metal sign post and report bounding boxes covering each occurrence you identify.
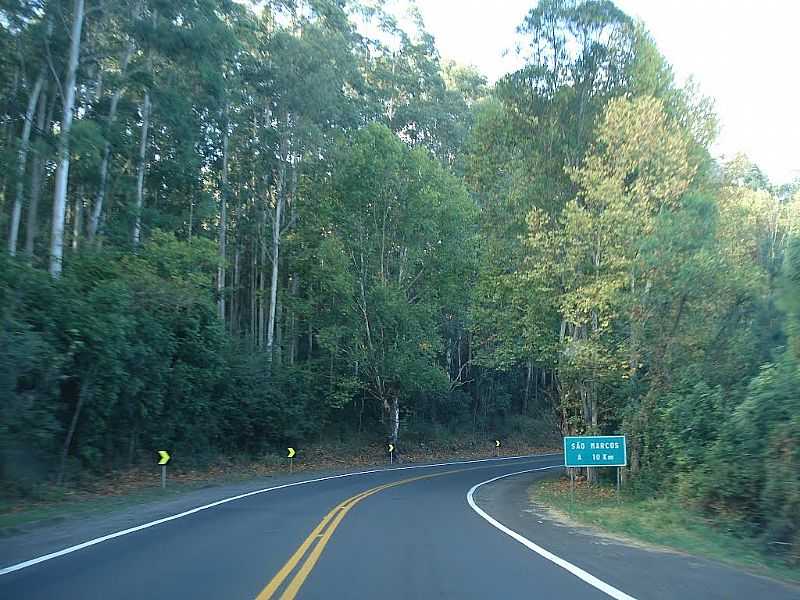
[570,467,575,508]
[287,448,296,474]
[495,440,501,457]
[157,450,171,489]
[388,443,395,464]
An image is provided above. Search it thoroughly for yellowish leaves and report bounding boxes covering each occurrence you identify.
[716,184,798,271]
[573,95,696,216]
[529,95,699,389]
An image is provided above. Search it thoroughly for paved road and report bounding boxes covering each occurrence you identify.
[1,454,797,599]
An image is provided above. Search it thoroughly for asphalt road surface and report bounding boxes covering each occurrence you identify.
[1,454,797,599]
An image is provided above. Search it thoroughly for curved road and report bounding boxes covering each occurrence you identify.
[1,454,797,599]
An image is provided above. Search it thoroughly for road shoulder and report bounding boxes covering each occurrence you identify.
[471,469,800,600]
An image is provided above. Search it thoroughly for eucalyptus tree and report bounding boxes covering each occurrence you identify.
[86,1,137,242]
[7,65,44,256]
[3,5,49,255]
[252,0,363,361]
[49,0,85,278]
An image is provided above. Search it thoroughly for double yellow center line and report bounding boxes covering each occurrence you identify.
[255,467,473,600]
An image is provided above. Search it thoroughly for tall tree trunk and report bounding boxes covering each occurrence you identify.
[307,311,313,358]
[1,48,20,212]
[57,382,87,486]
[259,211,267,349]
[217,125,229,322]
[457,333,462,379]
[24,152,44,257]
[275,289,283,366]
[93,67,103,102]
[25,83,53,259]
[251,235,258,347]
[8,68,45,256]
[89,43,133,242]
[386,396,400,448]
[288,273,299,365]
[524,360,533,414]
[2,63,20,154]
[307,282,314,357]
[266,156,287,361]
[232,241,240,335]
[132,91,150,247]
[446,337,452,382]
[49,0,85,278]
[188,191,195,242]
[127,425,137,467]
[50,0,84,279]
[71,186,83,250]
[247,236,252,342]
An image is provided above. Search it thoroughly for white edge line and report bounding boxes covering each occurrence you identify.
[0,452,561,576]
[466,467,639,600]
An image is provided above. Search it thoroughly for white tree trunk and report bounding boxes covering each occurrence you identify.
[8,68,45,256]
[57,386,85,486]
[232,242,240,333]
[25,83,51,258]
[288,273,299,365]
[71,186,83,250]
[49,0,85,278]
[307,314,313,357]
[275,291,283,365]
[217,125,229,322]
[524,360,533,414]
[252,237,258,346]
[259,227,266,348]
[132,90,150,247]
[389,397,400,446]
[266,185,283,359]
[266,153,287,361]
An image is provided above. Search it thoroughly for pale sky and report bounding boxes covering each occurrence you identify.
[413,0,800,185]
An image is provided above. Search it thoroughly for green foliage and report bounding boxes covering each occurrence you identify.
[463,0,799,560]
[698,358,800,548]
[761,414,800,556]
[300,124,474,428]
[0,258,63,493]
[1,234,319,484]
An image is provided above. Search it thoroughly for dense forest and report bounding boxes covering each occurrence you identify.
[1,0,798,558]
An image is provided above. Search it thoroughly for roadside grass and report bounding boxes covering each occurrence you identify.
[1,439,557,535]
[0,453,301,534]
[531,477,800,585]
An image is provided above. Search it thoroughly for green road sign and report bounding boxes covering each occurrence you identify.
[563,435,627,467]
